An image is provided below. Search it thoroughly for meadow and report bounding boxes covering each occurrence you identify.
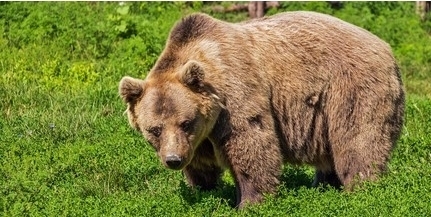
[1,2,431,216]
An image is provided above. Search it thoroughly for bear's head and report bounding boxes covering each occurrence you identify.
[119,60,223,170]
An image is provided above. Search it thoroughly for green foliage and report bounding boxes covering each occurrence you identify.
[277,1,335,14]
[1,2,431,216]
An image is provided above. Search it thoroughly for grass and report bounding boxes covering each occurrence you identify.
[1,2,431,216]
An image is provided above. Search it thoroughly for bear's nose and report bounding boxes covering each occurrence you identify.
[165,154,183,169]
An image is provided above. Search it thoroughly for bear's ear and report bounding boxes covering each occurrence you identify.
[178,60,205,90]
[119,76,145,104]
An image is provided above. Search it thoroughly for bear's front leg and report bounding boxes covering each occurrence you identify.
[225,129,283,208]
[183,139,222,190]
[183,164,222,190]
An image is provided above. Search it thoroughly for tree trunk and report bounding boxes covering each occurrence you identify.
[248,2,266,19]
[416,1,431,20]
[210,1,279,19]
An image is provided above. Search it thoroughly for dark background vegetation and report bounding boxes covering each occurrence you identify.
[1,2,430,216]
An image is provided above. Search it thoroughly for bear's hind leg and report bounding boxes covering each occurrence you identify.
[327,83,400,190]
[333,148,384,191]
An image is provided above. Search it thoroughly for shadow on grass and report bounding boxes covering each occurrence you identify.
[178,166,339,208]
[179,179,237,208]
[279,166,314,190]
[279,166,343,193]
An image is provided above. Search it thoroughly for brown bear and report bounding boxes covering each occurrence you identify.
[119,11,405,208]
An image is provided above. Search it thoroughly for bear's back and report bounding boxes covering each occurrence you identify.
[233,11,394,76]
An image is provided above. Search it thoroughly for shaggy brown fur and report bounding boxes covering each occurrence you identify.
[119,11,405,208]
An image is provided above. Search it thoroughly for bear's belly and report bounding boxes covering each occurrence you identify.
[271,91,330,167]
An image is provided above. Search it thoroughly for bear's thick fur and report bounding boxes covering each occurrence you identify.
[119,11,405,208]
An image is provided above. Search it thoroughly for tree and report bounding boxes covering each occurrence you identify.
[416,1,431,20]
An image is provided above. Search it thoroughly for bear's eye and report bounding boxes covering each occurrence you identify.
[147,126,162,138]
[180,120,193,132]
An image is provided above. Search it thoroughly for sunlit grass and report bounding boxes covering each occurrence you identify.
[1,2,431,216]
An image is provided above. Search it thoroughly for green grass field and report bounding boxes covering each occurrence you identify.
[1,2,431,216]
